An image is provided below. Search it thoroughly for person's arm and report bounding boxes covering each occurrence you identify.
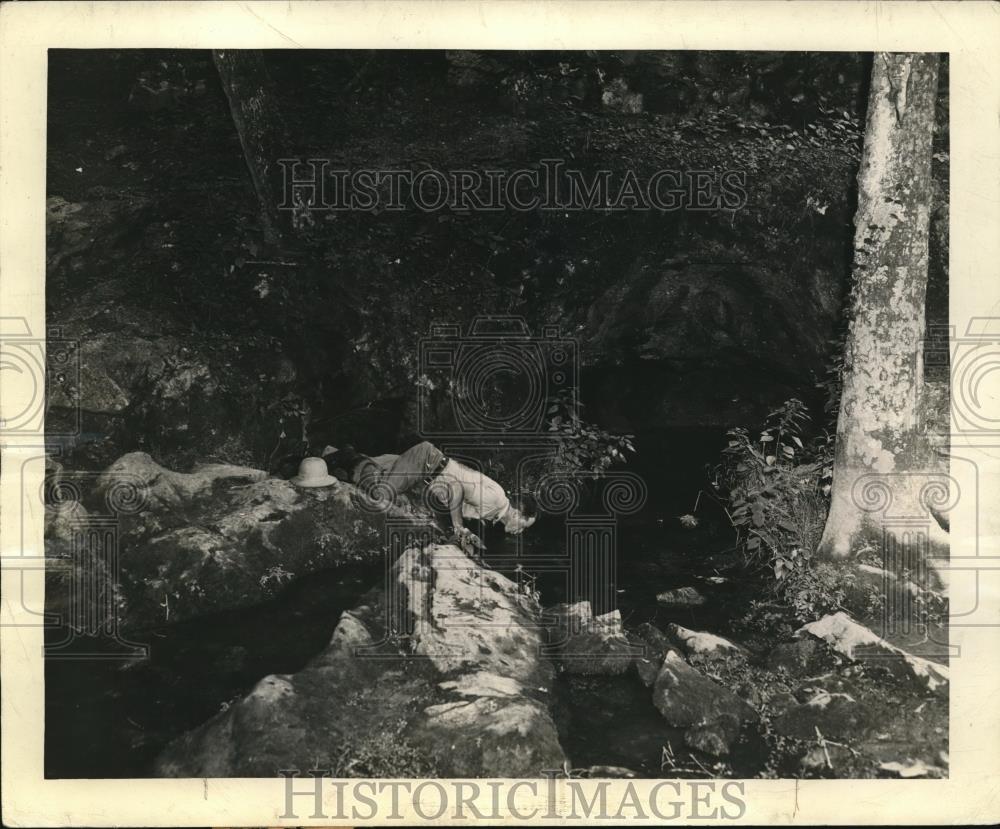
[446,479,465,534]
[443,479,486,553]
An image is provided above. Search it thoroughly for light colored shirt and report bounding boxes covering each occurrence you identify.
[440,459,511,523]
[374,453,509,522]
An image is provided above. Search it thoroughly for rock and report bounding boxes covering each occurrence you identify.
[411,696,563,777]
[665,623,746,662]
[575,765,638,779]
[44,500,89,546]
[878,759,946,779]
[543,600,593,646]
[734,682,766,710]
[543,603,634,675]
[93,451,267,512]
[765,691,799,716]
[652,651,757,755]
[766,639,819,675]
[635,655,661,687]
[772,690,870,740]
[656,586,706,606]
[631,622,679,687]
[155,544,566,777]
[404,545,553,687]
[798,612,949,696]
[634,621,673,653]
[558,608,634,676]
[684,715,741,757]
[46,196,151,275]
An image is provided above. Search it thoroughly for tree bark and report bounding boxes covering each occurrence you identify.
[818,53,944,566]
[212,50,285,245]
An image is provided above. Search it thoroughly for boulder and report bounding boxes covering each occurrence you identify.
[46,453,440,632]
[155,544,567,777]
[797,612,949,696]
[44,500,89,546]
[772,690,870,740]
[766,639,820,676]
[656,586,706,606]
[652,651,758,755]
[404,545,554,687]
[684,716,740,757]
[665,623,746,663]
[92,451,267,512]
[559,610,635,676]
[631,622,680,687]
[410,695,563,778]
[542,601,593,646]
[543,604,635,676]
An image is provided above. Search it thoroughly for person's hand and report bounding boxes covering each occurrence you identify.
[452,526,485,555]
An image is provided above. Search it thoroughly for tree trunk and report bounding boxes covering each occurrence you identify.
[212,50,285,245]
[818,53,944,568]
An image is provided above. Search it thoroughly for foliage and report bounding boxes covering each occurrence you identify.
[543,389,636,480]
[719,398,829,579]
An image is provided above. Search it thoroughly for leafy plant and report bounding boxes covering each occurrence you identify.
[544,389,636,478]
[715,398,836,591]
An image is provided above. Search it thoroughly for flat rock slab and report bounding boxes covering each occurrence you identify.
[797,612,949,696]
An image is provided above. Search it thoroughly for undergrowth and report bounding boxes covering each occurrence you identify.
[712,397,844,625]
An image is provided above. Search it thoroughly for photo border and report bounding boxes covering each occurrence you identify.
[2,1,999,825]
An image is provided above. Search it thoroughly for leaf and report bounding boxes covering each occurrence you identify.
[747,537,760,550]
[765,455,776,466]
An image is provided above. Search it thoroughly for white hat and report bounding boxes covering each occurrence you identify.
[292,457,337,488]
